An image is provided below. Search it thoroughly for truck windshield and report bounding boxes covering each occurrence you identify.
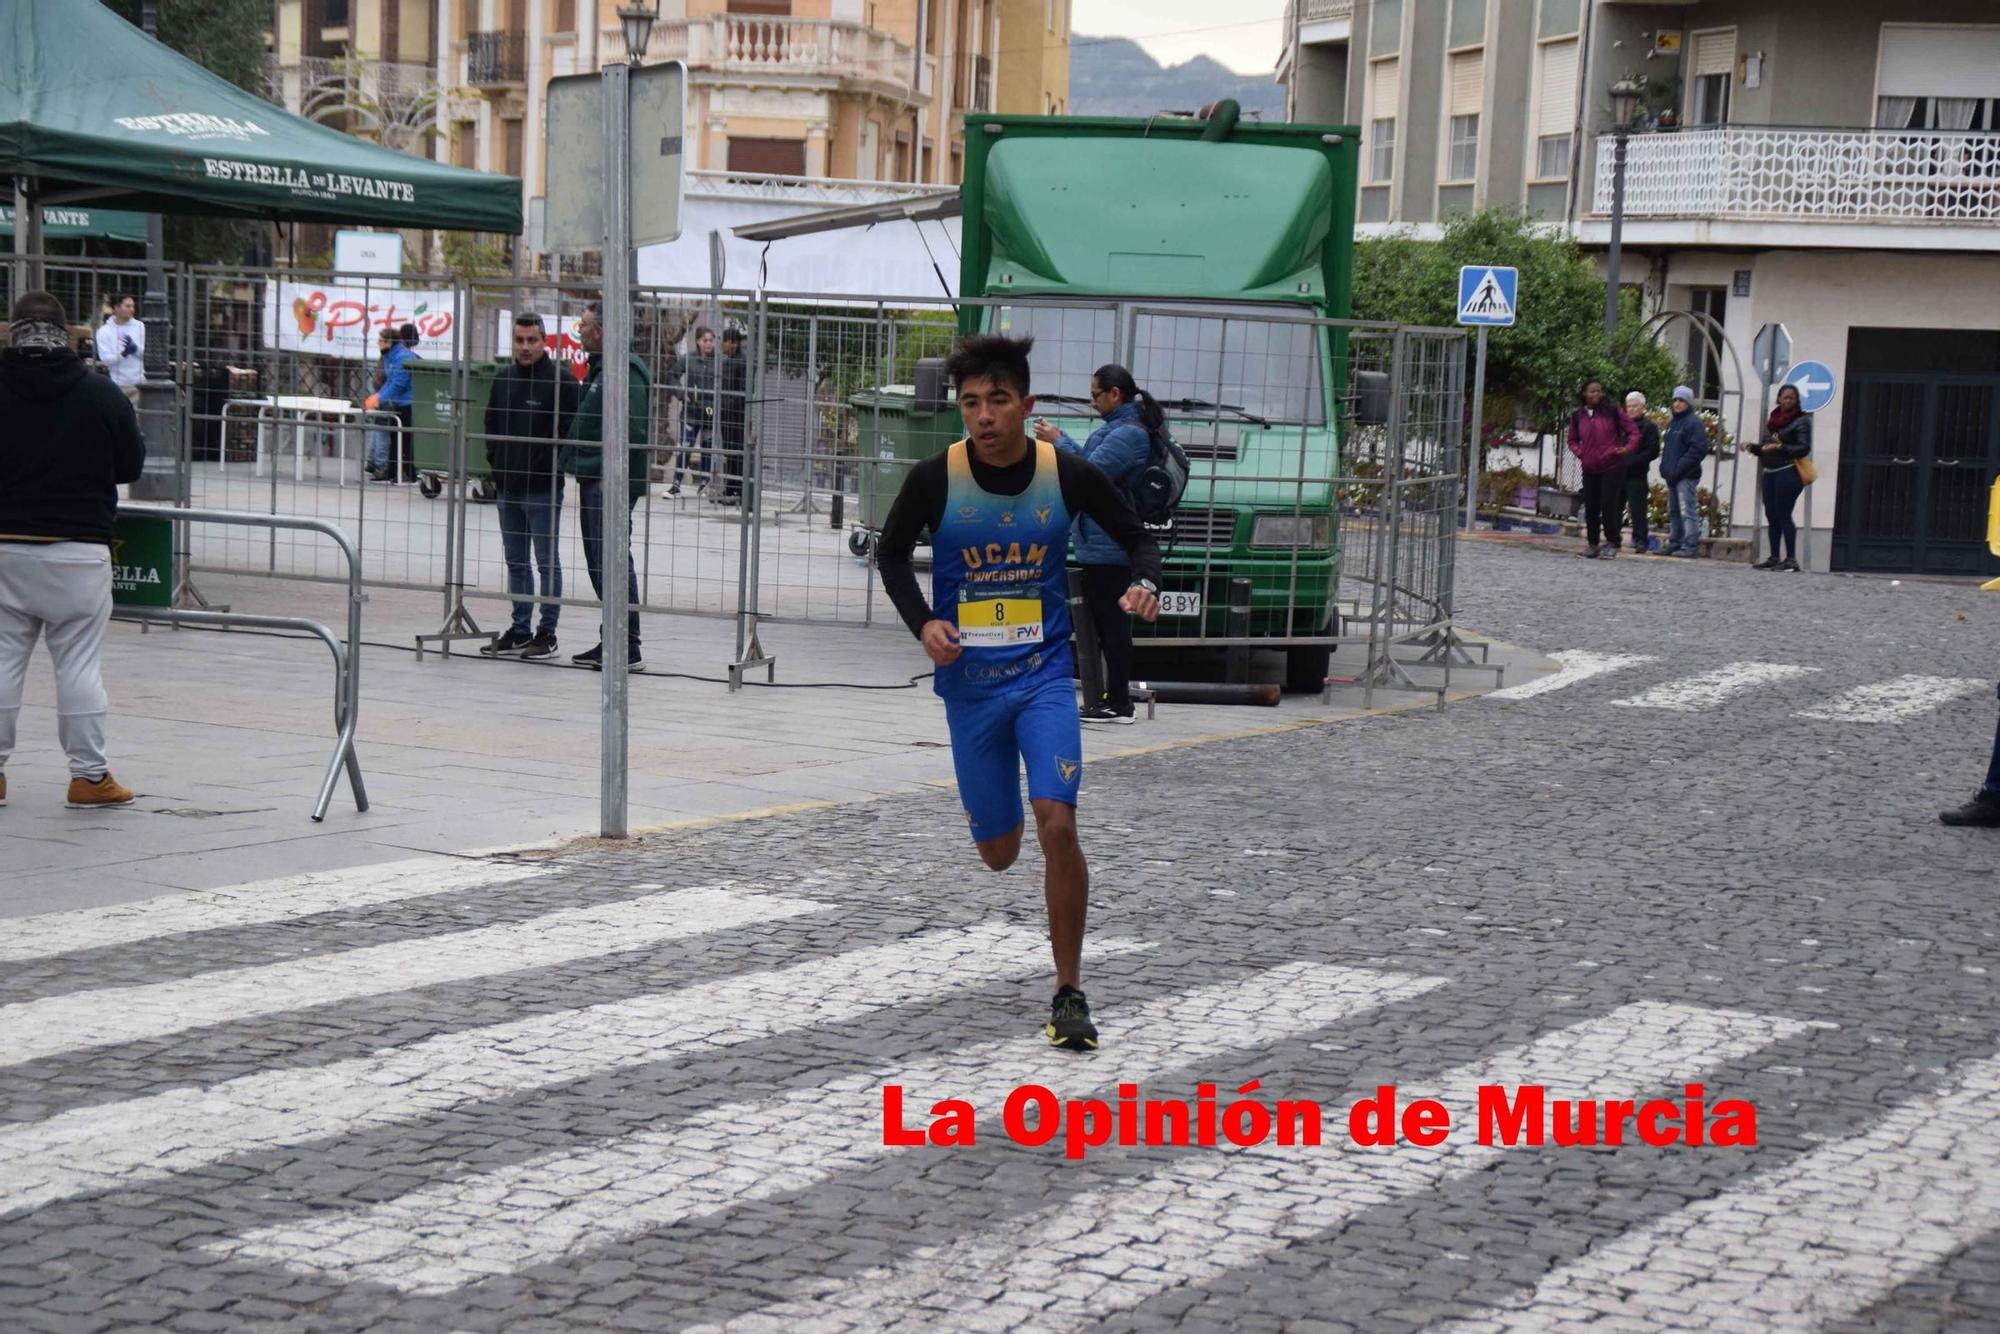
[993,302,1325,427]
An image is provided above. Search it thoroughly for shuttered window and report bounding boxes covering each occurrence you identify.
[1449,50,1484,116]
[1446,51,1483,180]
[1877,24,2000,99]
[1532,38,1576,179]
[1369,57,1400,183]
[1691,28,1735,78]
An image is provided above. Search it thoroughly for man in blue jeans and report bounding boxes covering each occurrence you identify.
[365,324,419,482]
[1940,687,2000,827]
[559,303,652,671]
[482,314,579,659]
[1659,385,1709,558]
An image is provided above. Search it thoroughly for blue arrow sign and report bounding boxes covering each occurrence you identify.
[1783,360,1837,413]
[1457,265,1518,327]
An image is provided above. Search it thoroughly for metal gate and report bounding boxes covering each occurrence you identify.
[1833,373,2000,576]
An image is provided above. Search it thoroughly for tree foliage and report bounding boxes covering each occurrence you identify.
[101,0,272,265]
[1351,210,1684,434]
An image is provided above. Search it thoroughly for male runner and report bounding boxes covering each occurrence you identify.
[876,334,1162,1051]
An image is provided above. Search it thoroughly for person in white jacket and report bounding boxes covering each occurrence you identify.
[92,293,146,405]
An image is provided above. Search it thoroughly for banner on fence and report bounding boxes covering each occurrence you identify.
[262,280,458,360]
[110,515,173,608]
[496,311,591,380]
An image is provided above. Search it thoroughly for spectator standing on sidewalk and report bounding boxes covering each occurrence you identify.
[365,323,420,483]
[1032,363,1158,725]
[1566,378,1637,559]
[715,326,748,506]
[0,291,146,809]
[1622,391,1661,553]
[560,303,651,671]
[1660,386,1708,558]
[482,313,579,661]
[671,325,716,496]
[92,293,145,408]
[1754,383,1812,572]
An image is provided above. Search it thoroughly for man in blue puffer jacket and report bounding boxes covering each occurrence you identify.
[1033,363,1160,724]
[1659,385,1709,558]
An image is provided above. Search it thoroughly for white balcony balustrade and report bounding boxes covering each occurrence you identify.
[1592,125,2000,227]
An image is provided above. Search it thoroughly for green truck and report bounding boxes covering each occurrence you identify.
[957,103,1361,692]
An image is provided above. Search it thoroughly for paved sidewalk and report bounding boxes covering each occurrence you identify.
[0,573,1544,915]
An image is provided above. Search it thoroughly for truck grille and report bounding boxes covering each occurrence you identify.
[1164,508,1237,549]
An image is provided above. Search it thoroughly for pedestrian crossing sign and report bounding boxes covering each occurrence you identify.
[1457,265,1518,327]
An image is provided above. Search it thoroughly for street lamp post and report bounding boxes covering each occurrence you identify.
[598,0,658,839]
[1602,78,1642,347]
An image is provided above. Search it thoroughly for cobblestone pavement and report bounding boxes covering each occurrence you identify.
[2,542,1996,1332]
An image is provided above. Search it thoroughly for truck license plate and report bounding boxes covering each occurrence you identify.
[1157,591,1202,617]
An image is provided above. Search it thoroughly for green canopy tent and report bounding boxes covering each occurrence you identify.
[0,204,150,244]
[2,0,521,274]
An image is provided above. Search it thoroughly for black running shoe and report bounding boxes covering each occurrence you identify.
[521,631,559,660]
[1046,987,1099,1051]
[572,643,603,669]
[1940,792,2000,828]
[483,627,534,656]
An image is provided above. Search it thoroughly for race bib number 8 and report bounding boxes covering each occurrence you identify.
[957,595,1044,647]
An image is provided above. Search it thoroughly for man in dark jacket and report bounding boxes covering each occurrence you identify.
[0,291,146,809]
[483,313,580,659]
[714,326,748,505]
[1622,391,1662,553]
[558,303,652,670]
[1659,385,1709,558]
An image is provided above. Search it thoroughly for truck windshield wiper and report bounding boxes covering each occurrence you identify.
[1160,397,1271,427]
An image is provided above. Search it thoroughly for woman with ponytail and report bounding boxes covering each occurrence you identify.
[1032,363,1162,724]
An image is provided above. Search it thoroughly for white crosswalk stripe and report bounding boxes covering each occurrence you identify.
[1440,1054,2000,1332]
[1611,661,1818,712]
[0,885,824,1067]
[711,1001,1812,1333]
[210,962,1448,1292]
[1793,674,1987,725]
[0,923,1142,1218]
[0,857,549,964]
[1486,650,1655,701]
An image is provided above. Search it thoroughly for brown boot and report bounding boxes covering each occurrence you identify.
[0,773,8,806]
[66,773,136,808]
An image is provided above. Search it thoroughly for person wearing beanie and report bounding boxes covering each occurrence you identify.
[1659,385,1709,558]
[0,291,147,809]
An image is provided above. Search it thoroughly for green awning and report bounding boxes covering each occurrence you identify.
[0,204,150,243]
[1,0,521,234]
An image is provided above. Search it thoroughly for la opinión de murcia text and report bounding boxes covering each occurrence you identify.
[883,1082,1759,1161]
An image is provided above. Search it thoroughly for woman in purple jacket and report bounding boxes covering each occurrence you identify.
[1566,378,1638,558]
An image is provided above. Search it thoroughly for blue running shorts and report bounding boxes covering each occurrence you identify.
[943,673,1084,842]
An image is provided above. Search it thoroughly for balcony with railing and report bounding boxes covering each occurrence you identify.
[639,15,920,98]
[1282,0,1355,36]
[954,52,992,113]
[1590,125,2000,235]
[466,31,526,88]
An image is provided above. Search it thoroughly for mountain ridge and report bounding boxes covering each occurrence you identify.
[1066,34,1285,120]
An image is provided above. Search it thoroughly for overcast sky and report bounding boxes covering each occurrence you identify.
[1069,0,1290,76]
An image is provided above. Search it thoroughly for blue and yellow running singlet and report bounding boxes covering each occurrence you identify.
[929,438,1073,699]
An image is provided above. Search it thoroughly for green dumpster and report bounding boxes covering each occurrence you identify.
[847,385,961,550]
[408,360,503,500]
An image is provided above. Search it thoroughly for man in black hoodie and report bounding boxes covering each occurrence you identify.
[482,313,580,659]
[0,291,146,809]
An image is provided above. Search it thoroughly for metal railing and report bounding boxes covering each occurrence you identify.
[1591,125,2000,226]
[266,55,441,153]
[686,170,956,205]
[466,31,527,86]
[117,505,367,823]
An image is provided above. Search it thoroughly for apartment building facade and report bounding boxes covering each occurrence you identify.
[1279,0,2000,577]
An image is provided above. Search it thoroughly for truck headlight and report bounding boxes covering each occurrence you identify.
[1250,514,1329,548]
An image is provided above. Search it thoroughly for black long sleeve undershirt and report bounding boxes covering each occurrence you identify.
[875,444,1163,640]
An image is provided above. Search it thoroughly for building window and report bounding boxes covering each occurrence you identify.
[459,0,478,38]
[452,121,477,169]
[727,137,807,176]
[553,0,576,33]
[503,118,523,178]
[1369,56,1399,183]
[1446,115,1480,181]
[1531,36,1577,179]
[1875,24,2000,133]
[1688,28,1734,127]
[1444,49,1483,181]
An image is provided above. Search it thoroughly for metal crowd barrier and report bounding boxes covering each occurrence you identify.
[117,504,367,822]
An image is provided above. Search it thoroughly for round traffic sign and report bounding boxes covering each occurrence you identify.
[1783,360,1837,414]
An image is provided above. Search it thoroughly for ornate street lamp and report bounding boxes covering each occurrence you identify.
[618,1,659,64]
[1603,78,1644,343]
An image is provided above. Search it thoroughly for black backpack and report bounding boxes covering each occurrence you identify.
[1131,426,1190,524]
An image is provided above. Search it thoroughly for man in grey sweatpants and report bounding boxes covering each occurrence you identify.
[0,291,147,809]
